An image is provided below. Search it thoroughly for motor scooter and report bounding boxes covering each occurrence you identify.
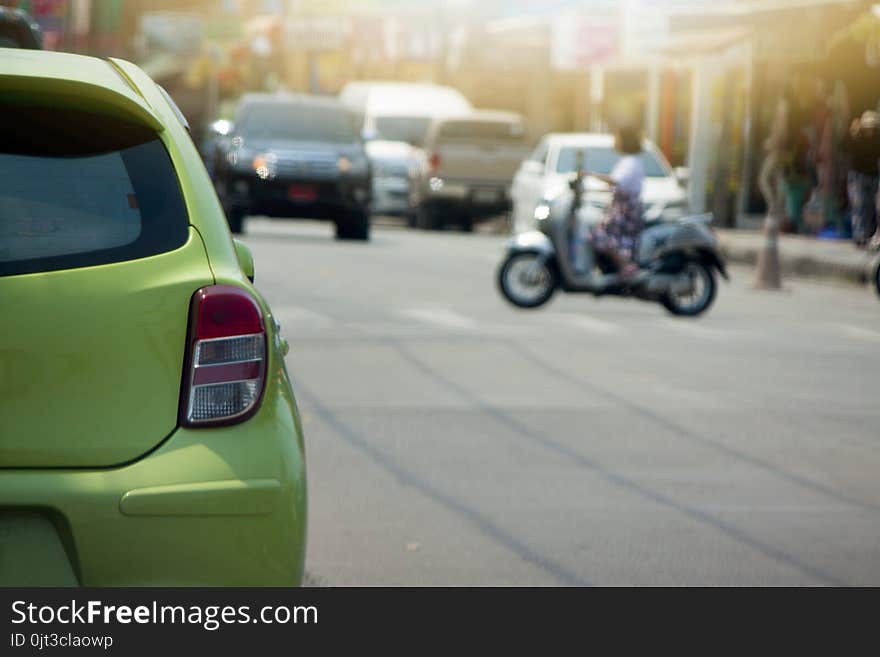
[497,158,728,316]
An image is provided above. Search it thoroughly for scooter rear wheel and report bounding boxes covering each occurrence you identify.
[660,260,716,316]
[497,252,557,308]
[874,257,880,298]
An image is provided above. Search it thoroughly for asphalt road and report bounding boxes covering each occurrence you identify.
[242,217,880,586]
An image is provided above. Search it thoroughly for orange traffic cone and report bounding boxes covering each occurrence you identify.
[754,213,782,289]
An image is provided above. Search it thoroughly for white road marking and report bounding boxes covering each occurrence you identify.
[836,324,880,341]
[400,307,479,330]
[543,312,622,335]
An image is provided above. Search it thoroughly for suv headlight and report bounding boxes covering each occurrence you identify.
[340,155,370,176]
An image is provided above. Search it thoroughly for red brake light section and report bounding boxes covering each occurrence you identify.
[193,285,264,339]
[181,285,267,427]
[429,151,441,172]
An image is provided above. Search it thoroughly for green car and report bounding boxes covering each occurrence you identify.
[0,49,307,585]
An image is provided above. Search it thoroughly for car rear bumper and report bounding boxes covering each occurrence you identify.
[420,180,511,217]
[227,173,371,219]
[372,175,413,215]
[0,369,307,586]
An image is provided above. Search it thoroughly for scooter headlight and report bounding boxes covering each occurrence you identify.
[534,204,551,221]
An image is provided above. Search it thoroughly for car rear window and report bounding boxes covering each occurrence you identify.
[239,102,356,143]
[374,116,432,146]
[437,120,525,142]
[0,105,188,277]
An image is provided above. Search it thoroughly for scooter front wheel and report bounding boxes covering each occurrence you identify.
[497,252,557,309]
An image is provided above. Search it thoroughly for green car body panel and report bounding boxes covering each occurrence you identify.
[0,49,307,585]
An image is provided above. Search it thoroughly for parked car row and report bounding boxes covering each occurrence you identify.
[206,82,529,237]
[205,81,691,239]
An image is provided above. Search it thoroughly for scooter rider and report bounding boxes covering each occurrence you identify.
[499,126,726,315]
[571,126,646,279]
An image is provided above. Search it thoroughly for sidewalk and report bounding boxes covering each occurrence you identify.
[716,224,878,285]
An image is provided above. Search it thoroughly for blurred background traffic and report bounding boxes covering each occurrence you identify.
[6,0,880,245]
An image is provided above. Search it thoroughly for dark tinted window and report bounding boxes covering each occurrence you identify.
[239,102,355,143]
[374,116,431,146]
[555,146,669,177]
[0,105,188,277]
[437,120,525,142]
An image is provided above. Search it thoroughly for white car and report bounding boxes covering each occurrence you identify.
[510,133,689,234]
[339,82,473,219]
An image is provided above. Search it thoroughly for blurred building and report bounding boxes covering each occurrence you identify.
[667,0,876,225]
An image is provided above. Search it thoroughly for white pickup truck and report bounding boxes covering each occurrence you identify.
[413,110,529,231]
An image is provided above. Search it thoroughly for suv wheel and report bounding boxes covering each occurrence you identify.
[226,206,245,234]
[336,209,370,241]
[416,203,444,231]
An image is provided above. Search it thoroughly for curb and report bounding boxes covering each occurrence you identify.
[717,238,877,286]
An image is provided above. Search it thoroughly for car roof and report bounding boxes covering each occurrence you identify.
[238,92,348,110]
[0,6,38,25]
[0,49,164,131]
[1,48,140,100]
[442,109,523,123]
[341,81,472,116]
[546,133,615,146]
[341,81,468,98]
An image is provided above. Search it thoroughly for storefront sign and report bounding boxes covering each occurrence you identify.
[551,13,620,70]
[284,16,349,51]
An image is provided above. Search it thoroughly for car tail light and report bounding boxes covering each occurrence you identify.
[429,151,441,172]
[181,285,267,427]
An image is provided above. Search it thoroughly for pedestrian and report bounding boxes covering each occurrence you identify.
[758,84,793,221]
[815,80,851,234]
[802,77,832,233]
[780,128,812,233]
[778,76,819,233]
[586,125,646,279]
[843,110,880,249]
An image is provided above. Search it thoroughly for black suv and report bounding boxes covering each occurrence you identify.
[213,93,372,240]
[0,7,42,49]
